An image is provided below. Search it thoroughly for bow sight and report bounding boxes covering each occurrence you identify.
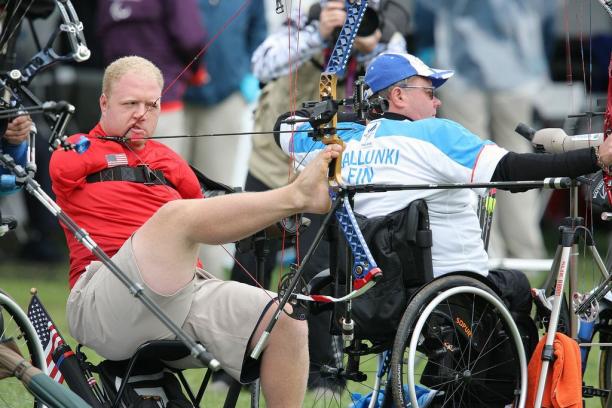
[0,0,90,152]
[300,77,388,137]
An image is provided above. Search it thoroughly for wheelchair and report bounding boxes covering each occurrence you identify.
[302,199,528,408]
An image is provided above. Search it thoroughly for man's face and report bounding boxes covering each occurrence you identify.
[99,71,161,150]
[393,76,441,120]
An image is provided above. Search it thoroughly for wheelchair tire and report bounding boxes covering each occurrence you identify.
[600,338,612,408]
[0,291,46,408]
[390,275,527,408]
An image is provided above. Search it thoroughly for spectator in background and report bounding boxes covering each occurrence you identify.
[182,0,267,280]
[239,0,410,393]
[413,0,556,261]
[96,0,206,156]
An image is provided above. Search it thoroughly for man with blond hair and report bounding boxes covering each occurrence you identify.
[50,56,342,407]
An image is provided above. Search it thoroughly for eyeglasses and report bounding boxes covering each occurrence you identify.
[396,85,436,100]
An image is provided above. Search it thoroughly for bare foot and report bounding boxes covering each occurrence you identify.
[291,145,343,213]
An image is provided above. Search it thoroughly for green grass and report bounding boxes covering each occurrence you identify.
[1,243,610,407]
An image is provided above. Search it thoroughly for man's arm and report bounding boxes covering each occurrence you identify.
[251,0,353,83]
[0,116,30,170]
[491,149,599,182]
[0,116,31,195]
[251,12,324,83]
[49,135,96,196]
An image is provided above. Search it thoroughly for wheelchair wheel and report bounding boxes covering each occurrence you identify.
[0,291,46,408]
[601,347,612,408]
[390,275,527,408]
[600,326,612,408]
[307,341,392,408]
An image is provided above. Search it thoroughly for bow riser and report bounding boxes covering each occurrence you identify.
[319,73,344,181]
[318,0,368,186]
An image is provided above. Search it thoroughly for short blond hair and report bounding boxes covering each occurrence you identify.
[102,56,164,96]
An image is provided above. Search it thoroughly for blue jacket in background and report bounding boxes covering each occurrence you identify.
[184,0,267,106]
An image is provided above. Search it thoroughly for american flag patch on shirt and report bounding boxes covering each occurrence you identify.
[105,153,128,167]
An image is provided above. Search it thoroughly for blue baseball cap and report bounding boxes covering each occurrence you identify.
[365,53,454,94]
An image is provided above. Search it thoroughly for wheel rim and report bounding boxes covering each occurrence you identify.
[0,293,46,408]
[406,286,527,408]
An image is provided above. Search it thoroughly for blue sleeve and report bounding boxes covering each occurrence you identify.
[290,122,365,154]
[415,119,493,169]
[0,140,27,195]
[1,140,28,167]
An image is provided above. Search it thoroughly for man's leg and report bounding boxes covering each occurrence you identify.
[253,306,309,408]
[131,145,341,296]
[180,275,309,408]
[229,172,280,288]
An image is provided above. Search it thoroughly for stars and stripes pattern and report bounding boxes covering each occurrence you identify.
[105,153,128,167]
[26,295,65,383]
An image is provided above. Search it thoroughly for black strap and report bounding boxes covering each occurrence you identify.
[86,165,173,187]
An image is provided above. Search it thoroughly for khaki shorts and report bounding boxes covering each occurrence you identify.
[67,237,274,382]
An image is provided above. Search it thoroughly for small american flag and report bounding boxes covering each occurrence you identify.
[27,295,65,383]
[105,153,128,167]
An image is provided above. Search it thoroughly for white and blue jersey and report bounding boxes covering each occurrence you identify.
[280,117,509,277]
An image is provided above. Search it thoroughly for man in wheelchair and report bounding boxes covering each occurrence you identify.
[49,56,343,408]
[278,51,612,315]
[279,52,612,318]
[276,52,612,405]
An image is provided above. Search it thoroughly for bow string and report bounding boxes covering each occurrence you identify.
[602,11,612,208]
[587,1,612,211]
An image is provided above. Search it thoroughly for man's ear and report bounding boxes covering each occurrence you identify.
[388,86,404,106]
[99,93,108,114]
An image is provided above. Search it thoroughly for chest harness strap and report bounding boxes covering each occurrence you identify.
[86,165,173,188]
